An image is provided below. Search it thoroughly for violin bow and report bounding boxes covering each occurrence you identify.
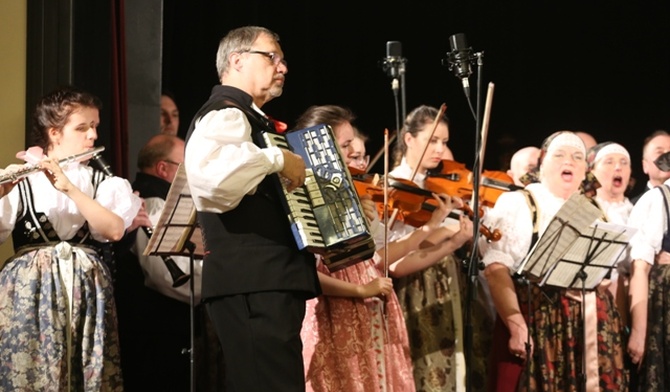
[367,132,396,173]
[471,83,495,206]
[409,103,447,183]
[383,128,390,278]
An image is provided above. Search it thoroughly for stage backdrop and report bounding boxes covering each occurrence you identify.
[0,1,27,264]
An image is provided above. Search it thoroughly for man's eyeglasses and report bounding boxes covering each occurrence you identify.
[242,50,287,67]
[163,160,182,166]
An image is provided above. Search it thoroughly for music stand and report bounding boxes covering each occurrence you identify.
[144,164,203,392]
[517,193,635,391]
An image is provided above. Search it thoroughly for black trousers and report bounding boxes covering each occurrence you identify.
[206,291,307,392]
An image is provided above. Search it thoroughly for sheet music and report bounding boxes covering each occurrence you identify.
[143,164,204,257]
[518,193,602,279]
[541,224,631,289]
[517,193,636,290]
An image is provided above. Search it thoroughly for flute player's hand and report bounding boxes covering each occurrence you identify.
[0,163,30,198]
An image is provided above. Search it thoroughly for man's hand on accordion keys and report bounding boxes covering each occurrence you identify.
[279,149,306,192]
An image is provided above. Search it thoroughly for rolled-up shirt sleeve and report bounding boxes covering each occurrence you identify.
[185,107,284,213]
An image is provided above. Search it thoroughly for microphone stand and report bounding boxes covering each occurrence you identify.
[391,79,402,142]
[399,67,407,131]
[181,240,197,392]
[459,51,486,392]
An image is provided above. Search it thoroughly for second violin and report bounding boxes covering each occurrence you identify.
[350,166,501,242]
[425,159,522,208]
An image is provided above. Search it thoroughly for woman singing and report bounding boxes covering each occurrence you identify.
[480,131,628,391]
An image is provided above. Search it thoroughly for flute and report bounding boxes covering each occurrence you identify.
[0,146,105,185]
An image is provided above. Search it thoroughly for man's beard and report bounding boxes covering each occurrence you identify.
[269,85,284,98]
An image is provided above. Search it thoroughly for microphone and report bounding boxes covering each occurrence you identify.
[444,33,475,95]
[381,41,406,79]
[89,152,113,176]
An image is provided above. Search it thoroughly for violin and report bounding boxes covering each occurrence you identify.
[425,159,522,208]
[350,167,501,242]
[386,178,502,242]
[350,167,432,221]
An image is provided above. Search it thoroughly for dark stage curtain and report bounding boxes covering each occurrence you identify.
[109,0,128,178]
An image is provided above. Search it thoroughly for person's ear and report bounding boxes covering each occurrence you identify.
[231,52,244,72]
[403,131,413,147]
[48,127,61,145]
[641,158,651,175]
[155,161,169,178]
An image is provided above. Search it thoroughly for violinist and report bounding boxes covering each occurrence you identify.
[348,131,370,172]
[479,131,628,391]
[388,104,492,392]
[295,104,409,392]
[294,104,467,391]
[442,144,455,160]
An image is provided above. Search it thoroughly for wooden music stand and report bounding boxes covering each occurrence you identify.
[143,164,203,392]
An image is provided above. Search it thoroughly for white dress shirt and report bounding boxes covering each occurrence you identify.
[628,180,670,266]
[184,105,284,213]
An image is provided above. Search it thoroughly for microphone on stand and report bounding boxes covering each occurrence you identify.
[381,41,405,79]
[380,41,408,140]
[89,153,191,288]
[442,33,488,392]
[443,33,476,97]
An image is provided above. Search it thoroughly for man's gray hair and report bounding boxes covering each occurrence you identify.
[215,26,280,81]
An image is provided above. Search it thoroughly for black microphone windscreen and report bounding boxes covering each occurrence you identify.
[449,33,469,52]
[386,41,402,58]
[90,154,114,177]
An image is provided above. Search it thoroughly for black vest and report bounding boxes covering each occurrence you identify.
[11,168,108,251]
[185,85,320,299]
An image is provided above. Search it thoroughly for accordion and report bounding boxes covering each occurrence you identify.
[260,124,376,271]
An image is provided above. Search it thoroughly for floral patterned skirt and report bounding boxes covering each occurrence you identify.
[0,244,123,391]
[301,259,415,392]
[395,255,493,392]
[509,283,628,392]
[638,264,670,392]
